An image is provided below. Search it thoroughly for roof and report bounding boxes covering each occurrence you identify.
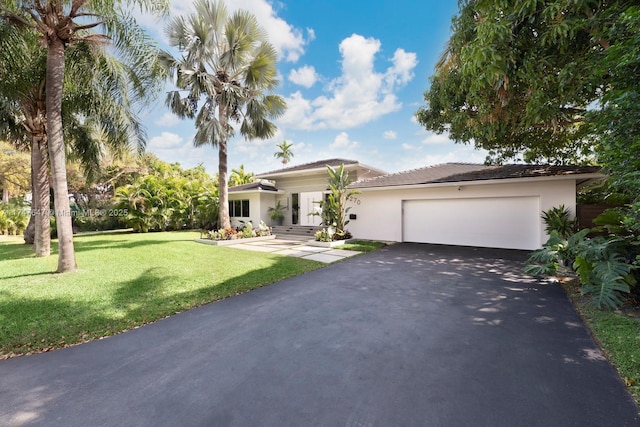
[349,163,603,189]
[256,158,386,179]
[228,180,278,193]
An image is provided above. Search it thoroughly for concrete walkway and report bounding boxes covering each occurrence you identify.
[228,236,361,263]
[1,244,638,426]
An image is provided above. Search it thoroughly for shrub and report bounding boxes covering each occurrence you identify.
[542,204,577,239]
[526,204,639,309]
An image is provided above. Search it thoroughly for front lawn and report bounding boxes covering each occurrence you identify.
[0,231,321,358]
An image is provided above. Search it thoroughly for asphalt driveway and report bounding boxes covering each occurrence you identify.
[1,243,638,426]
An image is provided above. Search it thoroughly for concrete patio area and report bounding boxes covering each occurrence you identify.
[226,236,362,263]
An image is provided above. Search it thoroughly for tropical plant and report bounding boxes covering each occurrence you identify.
[114,159,219,233]
[161,0,286,231]
[267,200,285,225]
[0,141,30,203]
[0,202,29,235]
[572,237,636,310]
[274,140,294,166]
[526,226,638,309]
[310,165,359,241]
[229,164,255,187]
[541,205,578,240]
[0,1,168,271]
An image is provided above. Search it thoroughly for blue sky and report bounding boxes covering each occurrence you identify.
[137,0,489,176]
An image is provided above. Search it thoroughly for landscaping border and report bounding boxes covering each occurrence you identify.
[194,235,276,246]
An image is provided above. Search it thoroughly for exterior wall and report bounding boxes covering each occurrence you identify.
[228,192,276,229]
[347,179,577,248]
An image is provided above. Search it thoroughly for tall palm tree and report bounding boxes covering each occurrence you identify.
[1,1,168,272]
[229,164,255,187]
[274,140,294,166]
[162,0,286,230]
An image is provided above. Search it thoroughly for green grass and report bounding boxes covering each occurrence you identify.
[0,231,321,358]
[561,279,640,405]
[341,240,386,253]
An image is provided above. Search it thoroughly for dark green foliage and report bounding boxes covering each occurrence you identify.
[526,205,639,309]
[541,205,577,239]
[114,159,218,232]
[417,1,639,195]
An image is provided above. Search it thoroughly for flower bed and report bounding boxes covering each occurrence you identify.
[197,220,273,246]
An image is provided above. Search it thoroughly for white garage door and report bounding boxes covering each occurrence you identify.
[402,197,540,250]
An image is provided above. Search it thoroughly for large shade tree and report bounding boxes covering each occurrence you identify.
[162,0,286,229]
[0,0,168,271]
[416,0,638,176]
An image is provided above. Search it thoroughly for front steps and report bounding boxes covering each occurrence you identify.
[271,225,322,240]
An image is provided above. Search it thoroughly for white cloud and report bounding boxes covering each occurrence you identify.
[135,0,308,62]
[306,28,316,41]
[402,143,415,150]
[148,132,184,149]
[153,112,180,127]
[383,130,397,140]
[289,65,318,88]
[330,132,360,150]
[280,34,418,130]
[384,49,418,87]
[422,133,451,145]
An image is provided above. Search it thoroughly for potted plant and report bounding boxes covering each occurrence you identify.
[268,201,285,226]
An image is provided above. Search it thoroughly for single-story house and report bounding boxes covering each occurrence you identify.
[347,163,604,250]
[227,158,387,228]
[229,159,604,250]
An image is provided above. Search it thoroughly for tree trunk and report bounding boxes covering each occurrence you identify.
[31,135,51,256]
[218,106,230,229]
[2,187,8,204]
[46,37,76,272]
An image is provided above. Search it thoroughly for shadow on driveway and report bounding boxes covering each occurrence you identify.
[0,243,638,426]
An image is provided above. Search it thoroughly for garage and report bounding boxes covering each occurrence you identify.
[402,196,541,250]
[347,163,604,249]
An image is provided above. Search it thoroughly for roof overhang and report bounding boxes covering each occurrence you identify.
[256,162,386,180]
[353,172,607,192]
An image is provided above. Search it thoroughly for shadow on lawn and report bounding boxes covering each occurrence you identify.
[0,241,43,262]
[73,237,185,253]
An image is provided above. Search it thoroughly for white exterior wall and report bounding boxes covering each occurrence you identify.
[228,192,276,229]
[347,179,577,249]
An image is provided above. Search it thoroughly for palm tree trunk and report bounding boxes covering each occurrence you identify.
[46,37,76,272]
[218,105,230,229]
[31,135,51,257]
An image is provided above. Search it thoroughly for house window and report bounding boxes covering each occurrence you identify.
[229,199,250,217]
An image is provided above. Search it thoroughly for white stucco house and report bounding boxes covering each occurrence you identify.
[347,163,604,250]
[229,159,604,250]
[227,158,386,228]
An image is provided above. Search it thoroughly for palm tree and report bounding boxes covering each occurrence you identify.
[1,1,168,272]
[162,0,286,230]
[0,21,51,256]
[229,164,255,187]
[274,140,294,166]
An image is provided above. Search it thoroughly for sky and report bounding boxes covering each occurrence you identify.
[135,0,490,177]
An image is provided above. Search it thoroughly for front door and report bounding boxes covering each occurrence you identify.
[299,192,323,226]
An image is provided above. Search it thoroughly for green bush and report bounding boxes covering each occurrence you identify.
[541,204,577,239]
[526,204,639,309]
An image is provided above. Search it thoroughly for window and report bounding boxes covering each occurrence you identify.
[229,199,250,217]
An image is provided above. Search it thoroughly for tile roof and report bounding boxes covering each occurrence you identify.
[228,180,278,193]
[349,163,602,189]
[256,158,359,177]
